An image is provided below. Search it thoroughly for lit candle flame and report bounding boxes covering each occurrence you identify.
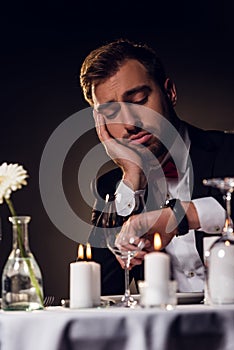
[154,233,162,251]
[77,244,84,260]
[86,243,92,260]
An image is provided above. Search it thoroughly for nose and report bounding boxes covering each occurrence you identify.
[119,103,143,133]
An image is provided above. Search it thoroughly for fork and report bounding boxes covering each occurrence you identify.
[43,295,55,307]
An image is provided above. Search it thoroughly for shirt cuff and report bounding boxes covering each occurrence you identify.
[192,197,226,233]
[115,180,135,216]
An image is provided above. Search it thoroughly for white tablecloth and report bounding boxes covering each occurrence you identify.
[1,304,234,350]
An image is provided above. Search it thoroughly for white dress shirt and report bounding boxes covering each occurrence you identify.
[114,124,226,292]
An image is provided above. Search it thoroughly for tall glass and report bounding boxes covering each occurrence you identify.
[203,177,234,304]
[103,194,146,308]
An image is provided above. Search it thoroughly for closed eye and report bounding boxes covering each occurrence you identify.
[105,109,119,119]
[97,102,121,119]
[133,96,148,105]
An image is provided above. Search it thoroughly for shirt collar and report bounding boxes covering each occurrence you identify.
[169,121,191,175]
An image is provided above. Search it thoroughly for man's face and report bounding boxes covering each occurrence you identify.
[92,59,176,160]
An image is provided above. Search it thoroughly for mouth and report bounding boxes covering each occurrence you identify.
[129,132,152,145]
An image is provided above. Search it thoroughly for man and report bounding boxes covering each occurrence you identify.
[80,38,234,294]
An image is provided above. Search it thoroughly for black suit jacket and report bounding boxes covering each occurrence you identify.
[91,122,234,295]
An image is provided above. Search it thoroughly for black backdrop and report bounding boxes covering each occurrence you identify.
[1,0,234,304]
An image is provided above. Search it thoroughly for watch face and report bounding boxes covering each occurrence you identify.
[166,198,177,208]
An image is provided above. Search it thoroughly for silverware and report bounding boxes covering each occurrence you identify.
[43,295,55,307]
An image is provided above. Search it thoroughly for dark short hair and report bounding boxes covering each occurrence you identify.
[80,38,167,106]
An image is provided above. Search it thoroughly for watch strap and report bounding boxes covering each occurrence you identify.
[164,198,189,236]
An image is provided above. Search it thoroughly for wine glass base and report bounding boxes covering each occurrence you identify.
[113,296,138,308]
[121,296,137,307]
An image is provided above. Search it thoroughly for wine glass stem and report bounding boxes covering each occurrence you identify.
[226,191,232,226]
[124,267,131,300]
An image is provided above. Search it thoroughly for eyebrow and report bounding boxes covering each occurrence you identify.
[123,85,152,99]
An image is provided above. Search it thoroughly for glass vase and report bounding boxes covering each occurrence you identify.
[1,216,44,311]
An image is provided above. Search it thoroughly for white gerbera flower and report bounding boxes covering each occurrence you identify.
[0,162,28,204]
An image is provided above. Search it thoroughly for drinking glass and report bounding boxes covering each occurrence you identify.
[103,194,146,307]
[203,177,234,233]
[203,177,234,304]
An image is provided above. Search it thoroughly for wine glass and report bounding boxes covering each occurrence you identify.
[203,177,234,304]
[203,177,234,234]
[103,193,146,308]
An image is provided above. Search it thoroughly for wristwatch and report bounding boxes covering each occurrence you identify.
[163,198,189,236]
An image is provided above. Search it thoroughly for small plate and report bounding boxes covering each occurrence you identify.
[60,292,204,308]
[101,292,204,305]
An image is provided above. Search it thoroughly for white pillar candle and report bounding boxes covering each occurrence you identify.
[70,261,93,308]
[85,243,101,306]
[144,251,170,305]
[89,261,101,306]
[145,251,170,286]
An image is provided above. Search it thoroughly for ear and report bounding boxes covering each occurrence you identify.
[164,78,177,106]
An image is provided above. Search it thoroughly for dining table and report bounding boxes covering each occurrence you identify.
[0,295,234,350]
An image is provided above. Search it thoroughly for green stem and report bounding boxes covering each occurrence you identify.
[6,197,17,216]
[5,198,44,306]
[6,198,27,256]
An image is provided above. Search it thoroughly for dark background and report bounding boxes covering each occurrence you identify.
[0,0,234,304]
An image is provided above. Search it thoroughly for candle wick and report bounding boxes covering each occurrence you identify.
[76,257,83,262]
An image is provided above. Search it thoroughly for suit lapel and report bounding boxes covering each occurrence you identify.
[186,122,223,199]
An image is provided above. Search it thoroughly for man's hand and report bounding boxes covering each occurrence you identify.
[94,111,151,190]
[115,207,177,269]
[115,201,200,270]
